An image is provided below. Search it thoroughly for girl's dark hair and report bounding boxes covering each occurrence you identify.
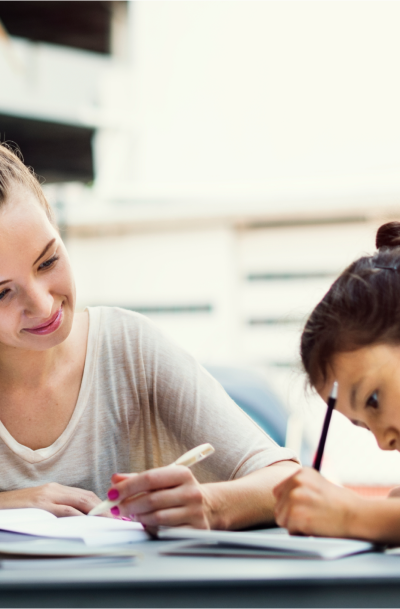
[0,143,55,223]
[301,221,400,388]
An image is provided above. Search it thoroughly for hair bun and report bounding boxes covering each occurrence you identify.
[376,222,400,249]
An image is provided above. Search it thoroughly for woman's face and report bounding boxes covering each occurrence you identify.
[0,186,75,352]
[319,344,400,452]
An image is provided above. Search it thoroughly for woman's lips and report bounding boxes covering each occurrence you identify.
[23,307,63,335]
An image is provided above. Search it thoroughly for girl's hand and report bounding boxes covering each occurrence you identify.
[273,467,358,538]
[0,483,102,517]
[108,465,212,529]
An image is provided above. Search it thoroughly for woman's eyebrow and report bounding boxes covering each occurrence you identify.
[33,239,56,266]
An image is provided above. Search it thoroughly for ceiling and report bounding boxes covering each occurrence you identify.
[0,1,118,54]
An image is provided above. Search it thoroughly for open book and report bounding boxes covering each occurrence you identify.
[0,508,148,546]
[158,527,376,560]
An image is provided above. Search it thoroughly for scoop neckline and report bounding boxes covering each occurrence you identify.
[0,307,101,464]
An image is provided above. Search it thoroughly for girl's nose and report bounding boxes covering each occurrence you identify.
[376,428,398,451]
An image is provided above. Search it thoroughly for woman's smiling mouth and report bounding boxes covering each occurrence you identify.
[23,307,63,335]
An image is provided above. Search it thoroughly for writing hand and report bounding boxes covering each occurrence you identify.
[273,467,358,538]
[108,465,211,529]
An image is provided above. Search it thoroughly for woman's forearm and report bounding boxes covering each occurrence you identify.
[203,461,300,530]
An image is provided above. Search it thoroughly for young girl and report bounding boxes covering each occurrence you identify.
[274,221,400,543]
[0,144,298,529]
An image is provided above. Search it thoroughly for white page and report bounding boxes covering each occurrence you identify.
[0,513,148,546]
[157,528,375,559]
[0,508,56,525]
[0,556,137,570]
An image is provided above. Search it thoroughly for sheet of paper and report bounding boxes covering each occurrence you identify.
[0,556,137,570]
[157,528,375,559]
[0,508,56,525]
[0,511,148,546]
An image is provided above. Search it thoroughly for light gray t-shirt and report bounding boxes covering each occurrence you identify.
[0,307,298,498]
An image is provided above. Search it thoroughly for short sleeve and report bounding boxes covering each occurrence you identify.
[103,308,300,483]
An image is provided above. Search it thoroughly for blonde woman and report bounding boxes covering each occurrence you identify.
[0,144,298,529]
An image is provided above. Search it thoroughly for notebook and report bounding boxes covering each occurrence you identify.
[0,508,148,546]
[157,527,376,560]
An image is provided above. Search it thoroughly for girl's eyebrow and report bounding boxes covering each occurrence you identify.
[350,381,362,410]
[33,239,56,266]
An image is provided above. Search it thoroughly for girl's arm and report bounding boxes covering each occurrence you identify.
[274,467,400,544]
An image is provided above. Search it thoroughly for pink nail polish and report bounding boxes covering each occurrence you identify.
[129,514,137,522]
[111,506,120,516]
[108,488,119,501]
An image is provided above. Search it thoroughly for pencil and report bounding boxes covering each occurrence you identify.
[313,381,338,471]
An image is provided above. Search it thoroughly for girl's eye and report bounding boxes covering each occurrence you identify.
[366,392,379,409]
[38,255,59,270]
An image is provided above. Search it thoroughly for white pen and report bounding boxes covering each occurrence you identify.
[88,443,215,517]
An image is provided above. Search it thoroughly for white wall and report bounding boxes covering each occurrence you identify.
[67,217,400,486]
[68,227,239,363]
[99,1,400,215]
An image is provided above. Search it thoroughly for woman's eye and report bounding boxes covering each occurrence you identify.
[366,392,379,409]
[0,288,10,301]
[38,255,59,270]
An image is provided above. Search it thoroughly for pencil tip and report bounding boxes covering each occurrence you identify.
[331,381,338,400]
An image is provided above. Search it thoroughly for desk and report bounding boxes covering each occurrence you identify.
[0,540,399,608]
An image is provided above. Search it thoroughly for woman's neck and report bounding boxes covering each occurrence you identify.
[0,311,88,390]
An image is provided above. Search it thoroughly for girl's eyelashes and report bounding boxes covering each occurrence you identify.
[366,391,379,409]
[38,255,59,270]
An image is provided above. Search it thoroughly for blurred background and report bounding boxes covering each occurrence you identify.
[1,0,400,492]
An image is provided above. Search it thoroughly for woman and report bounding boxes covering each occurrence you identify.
[274,221,400,544]
[0,144,298,529]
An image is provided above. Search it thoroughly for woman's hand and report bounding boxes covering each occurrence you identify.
[108,465,212,529]
[0,483,102,517]
[273,467,359,538]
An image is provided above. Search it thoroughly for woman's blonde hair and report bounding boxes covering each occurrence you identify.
[0,143,55,224]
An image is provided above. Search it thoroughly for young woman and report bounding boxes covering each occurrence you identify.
[0,144,298,529]
[274,221,400,544]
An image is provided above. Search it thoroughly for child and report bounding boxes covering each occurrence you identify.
[274,222,400,543]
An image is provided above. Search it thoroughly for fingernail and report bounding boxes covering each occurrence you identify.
[111,506,120,516]
[121,517,131,522]
[108,488,119,500]
[129,514,137,522]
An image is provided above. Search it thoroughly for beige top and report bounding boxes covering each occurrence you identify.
[0,307,298,498]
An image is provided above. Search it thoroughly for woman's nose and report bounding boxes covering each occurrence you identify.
[23,283,53,320]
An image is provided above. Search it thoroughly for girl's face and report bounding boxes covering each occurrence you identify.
[319,344,400,452]
[0,186,75,352]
